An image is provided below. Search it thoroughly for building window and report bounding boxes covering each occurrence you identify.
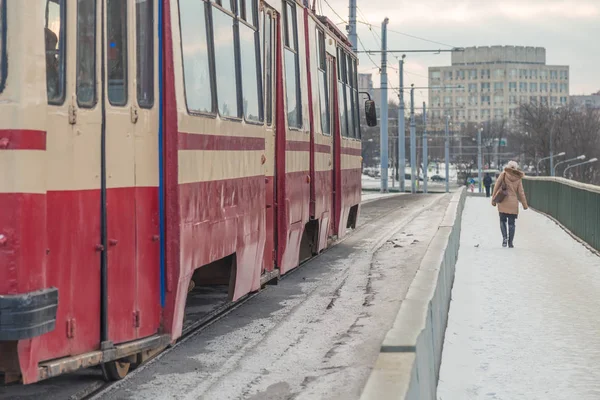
[520,96,528,104]
[550,70,558,79]
[509,108,517,118]
[519,69,528,79]
[180,0,213,114]
[284,0,301,128]
[431,70,441,79]
[444,96,452,105]
[481,109,490,119]
[469,69,477,80]
[530,69,538,79]
[560,83,568,93]
[444,71,453,80]
[494,82,503,92]
[509,82,517,92]
[481,82,490,92]
[469,95,477,106]
[107,0,128,106]
[456,70,465,80]
[494,108,503,119]
[550,83,558,92]
[432,96,440,107]
[481,95,490,106]
[45,0,66,104]
[76,0,97,108]
[509,69,517,78]
[541,97,548,106]
[509,95,517,105]
[468,83,477,93]
[551,96,558,106]
[494,69,504,79]
[540,82,548,93]
[560,96,567,105]
[519,82,527,93]
[494,95,504,105]
[530,82,537,93]
[530,96,538,105]
[136,0,154,108]
[560,70,568,80]
[480,69,490,79]
[540,69,548,79]
[456,96,464,105]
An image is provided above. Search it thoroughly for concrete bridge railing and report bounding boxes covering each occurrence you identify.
[523,177,600,253]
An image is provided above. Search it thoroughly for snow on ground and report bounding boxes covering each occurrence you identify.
[437,197,600,400]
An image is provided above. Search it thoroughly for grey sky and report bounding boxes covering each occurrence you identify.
[324,0,600,106]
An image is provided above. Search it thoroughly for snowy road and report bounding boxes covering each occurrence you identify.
[437,197,600,400]
[92,194,452,400]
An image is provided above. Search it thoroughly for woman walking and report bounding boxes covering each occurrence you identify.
[491,161,528,248]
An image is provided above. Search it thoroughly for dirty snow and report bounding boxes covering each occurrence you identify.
[95,194,452,400]
[437,197,600,400]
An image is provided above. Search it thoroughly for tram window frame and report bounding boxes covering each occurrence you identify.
[316,28,329,136]
[179,0,215,116]
[263,12,273,126]
[136,0,154,109]
[282,0,302,129]
[352,58,360,139]
[76,0,97,108]
[107,0,128,106]
[337,47,348,138]
[211,3,240,119]
[238,0,263,123]
[45,0,66,105]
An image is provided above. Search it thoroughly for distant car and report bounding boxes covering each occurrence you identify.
[430,175,446,182]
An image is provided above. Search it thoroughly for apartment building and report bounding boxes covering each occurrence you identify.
[428,46,569,125]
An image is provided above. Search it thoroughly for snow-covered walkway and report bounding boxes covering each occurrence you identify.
[437,197,600,400]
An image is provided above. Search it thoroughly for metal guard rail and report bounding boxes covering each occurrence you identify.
[522,176,600,252]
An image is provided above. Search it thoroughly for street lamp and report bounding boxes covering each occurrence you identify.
[537,152,566,176]
[563,157,597,178]
[553,154,585,176]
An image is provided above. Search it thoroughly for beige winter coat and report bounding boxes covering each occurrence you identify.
[491,167,528,215]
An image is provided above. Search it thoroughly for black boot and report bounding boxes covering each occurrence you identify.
[500,219,508,247]
[508,223,515,248]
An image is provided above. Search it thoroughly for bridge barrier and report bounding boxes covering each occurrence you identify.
[523,177,600,252]
[360,187,466,400]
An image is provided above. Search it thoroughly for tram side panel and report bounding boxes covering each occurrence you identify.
[163,0,266,339]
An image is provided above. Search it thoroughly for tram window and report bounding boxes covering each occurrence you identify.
[283,1,301,128]
[263,13,272,125]
[243,0,255,26]
[239,21,262,122]
[107,0,128,106]
[353,58,360,139]
[317,29,329,135]
[45,0,66,104]
[337,49,348,137]
[136,0,154,108]
[179,0,213,114]
[212,6,239,118]
[76,0,97,108]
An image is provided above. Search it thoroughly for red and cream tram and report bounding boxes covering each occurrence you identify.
[0,0,376,384]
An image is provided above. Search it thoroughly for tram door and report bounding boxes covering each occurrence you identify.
[262,7,278,273]
[103,0,160,344]
[328,55,339,236]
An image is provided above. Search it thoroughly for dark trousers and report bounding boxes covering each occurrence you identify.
[499,212,516,244]
[485,185,491,197]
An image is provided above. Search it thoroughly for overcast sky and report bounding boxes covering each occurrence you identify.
[323,0,600,106]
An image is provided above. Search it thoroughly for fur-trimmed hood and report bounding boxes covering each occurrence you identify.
[504,167,524,182]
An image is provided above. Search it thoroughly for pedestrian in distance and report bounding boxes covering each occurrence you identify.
[491,161,528,248]
[483,173,492,198]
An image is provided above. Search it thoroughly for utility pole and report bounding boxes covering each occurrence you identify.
[379,18,389,193]
[477,127,483,193]
[410,84,416,193]
[398,55,406,192]
[347,0,357,51]
[445,115,450,193]
[422,102,428,194]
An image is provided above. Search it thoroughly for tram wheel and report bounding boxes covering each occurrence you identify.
[101,359,131,381]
